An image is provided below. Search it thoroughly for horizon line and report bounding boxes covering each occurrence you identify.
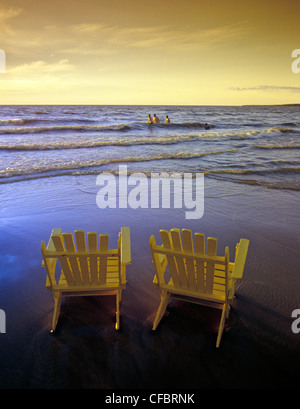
[0,103,299,107]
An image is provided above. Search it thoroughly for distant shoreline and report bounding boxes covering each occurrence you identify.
[0,103,299,107]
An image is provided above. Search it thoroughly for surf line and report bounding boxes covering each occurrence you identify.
[96,165,204,220]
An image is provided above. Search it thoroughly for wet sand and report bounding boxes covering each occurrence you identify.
[0,175,299,389]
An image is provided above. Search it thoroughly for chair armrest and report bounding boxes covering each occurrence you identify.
[41,228,62,290]
[47,228,62,249]
[120,227,131,265]
[232,239,249,280]
[152,253,167,283]
[41,228,62,267]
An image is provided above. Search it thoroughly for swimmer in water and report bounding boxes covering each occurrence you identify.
[166,115,170,123]
[147,114,153,124]
[204,123,210,129]
[153,114,160,123]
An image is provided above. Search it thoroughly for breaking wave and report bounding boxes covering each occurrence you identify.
[0,127,293,151]
[0,123,132,134]
[0,149,236,182]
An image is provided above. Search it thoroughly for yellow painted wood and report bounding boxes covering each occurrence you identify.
[150,229,249,347]
[216,304,227,348]
[41,228,63,289]
[75,230,90,286]
[232,239,249,279]
[41,242,56,290]
[224,247,229,299]
[62,232,82,285]
[88,232,98,285]
[150,235,165,286]
[41,227,131,332]
[150,246,226,264]
[205,237,217,294]
[160,230,180,287]
[152,290,171,330]
[99,234,109,285]
[52,234,75,286]
[41,228,62,269]
[120,227,131,265]
[171,228,189,289]
[182,229,197,291]
[119,227,131,286]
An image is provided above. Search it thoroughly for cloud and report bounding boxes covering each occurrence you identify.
[230,85,300,93]
[9,59,75,75]
[0,6,22,37]
[56,21,249,56]
[104,22,248,51]
[3,59,77,93]
[0,7,22,21]
[69,23,110,34]
[1,14,249,69]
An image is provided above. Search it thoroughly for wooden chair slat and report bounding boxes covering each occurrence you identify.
[171,228,188,289]
[62,232,82,285]
[75,230,90,285]
[205,237,217,294]
[52,234,75,286]
[99,234,109,285]
[182,229,197,291]
[88,232,98,285]
[160,230,180,287]
[194,233,205,292]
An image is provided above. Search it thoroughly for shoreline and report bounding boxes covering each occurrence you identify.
[0,174,299,388]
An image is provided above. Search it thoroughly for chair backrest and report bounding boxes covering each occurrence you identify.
[41,230,120,288]
[150,228,230,299]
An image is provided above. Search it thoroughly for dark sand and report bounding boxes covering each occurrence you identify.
[0,175,299,389]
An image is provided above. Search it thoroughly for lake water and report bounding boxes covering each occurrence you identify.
[0,104,299,191]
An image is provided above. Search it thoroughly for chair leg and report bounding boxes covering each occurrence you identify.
[226,303,231,319]
[51,291,62,333]
[152,291,170,330]
[216,303,227,348]
[115,290,121,330]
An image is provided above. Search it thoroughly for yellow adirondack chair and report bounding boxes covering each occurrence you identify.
[41,227,131,332]
[150,228,249,347]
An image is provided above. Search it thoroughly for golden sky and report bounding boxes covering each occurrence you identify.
[0,0,300,105]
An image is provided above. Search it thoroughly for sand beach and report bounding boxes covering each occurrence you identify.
[0,173,299,390]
